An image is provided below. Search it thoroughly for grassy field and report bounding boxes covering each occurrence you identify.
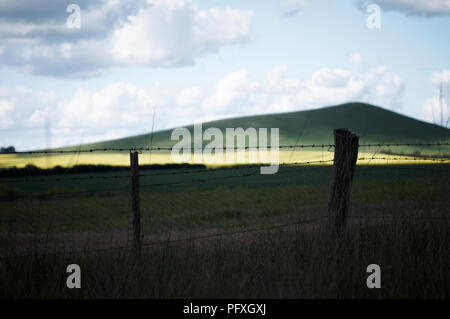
[1,103,449,298]
[0,162,449,298]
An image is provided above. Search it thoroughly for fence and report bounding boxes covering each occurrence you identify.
[0,129,449,260]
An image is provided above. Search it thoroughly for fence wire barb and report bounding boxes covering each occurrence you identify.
[2,142,449,155]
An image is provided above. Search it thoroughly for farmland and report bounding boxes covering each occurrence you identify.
[0,103,449,298]
[0,162,449,298]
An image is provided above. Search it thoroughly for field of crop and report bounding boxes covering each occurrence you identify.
[0,162,449,298]
[2,149,450,169]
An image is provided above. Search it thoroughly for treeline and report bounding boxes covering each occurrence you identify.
[0,163,206,178]
[0,146,15,154]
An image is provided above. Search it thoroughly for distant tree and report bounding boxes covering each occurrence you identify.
[0,146,15,153]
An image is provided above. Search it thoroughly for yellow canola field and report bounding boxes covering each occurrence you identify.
[1,150,448,169]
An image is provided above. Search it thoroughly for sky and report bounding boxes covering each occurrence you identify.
[1,0,450,151]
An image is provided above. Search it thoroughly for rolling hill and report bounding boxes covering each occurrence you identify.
[2,102,450,168]
[61,102,450,150]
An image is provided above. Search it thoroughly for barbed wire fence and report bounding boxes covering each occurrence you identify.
[0,136,449,260]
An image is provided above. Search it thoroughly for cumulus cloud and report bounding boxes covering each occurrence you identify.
[265,65,404,111]
[0,0,253,77]
[283,0,450,17]
[1,62,406,150]
[0,0,145,42]
[58,82,166,128]
[202,69,258,113]
[111,1,252,67]
[358,0,450,17]
[0,86,57,150]
[0,86,56,129]
[267,64,300,92]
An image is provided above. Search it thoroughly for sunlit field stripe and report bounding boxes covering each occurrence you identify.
[0,150,449,169]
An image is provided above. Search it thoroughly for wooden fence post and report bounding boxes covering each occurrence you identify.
[328,128,359,234]
[130,151,141,257]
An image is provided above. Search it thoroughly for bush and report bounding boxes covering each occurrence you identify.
[0,146,15,154]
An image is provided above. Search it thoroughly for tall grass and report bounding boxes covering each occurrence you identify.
[1,215,449,299]
[0,164,448,298]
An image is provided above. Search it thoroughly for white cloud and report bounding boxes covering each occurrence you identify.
[58,82,165,128]
[349,53,364,65]
[429,69,450,86]
[0,0,253,77]
[358,0,450,17]
[311,68,352,88]
[266,65,404,111]
[0,86,57,150]
[0,86,56,129]
[202,69,256,113]
[0,100,14,128]
[176,87,202,106]
[1,63,406,150]
[267,64,300,91]
[111,1,252,67]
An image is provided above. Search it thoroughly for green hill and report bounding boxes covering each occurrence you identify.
[59,102,450,155]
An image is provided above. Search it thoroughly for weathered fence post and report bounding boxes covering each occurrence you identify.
[130,151,141,258]
[328,128,359,234]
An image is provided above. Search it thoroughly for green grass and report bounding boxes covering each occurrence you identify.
[0,163,449,298]
[1,217,449,298]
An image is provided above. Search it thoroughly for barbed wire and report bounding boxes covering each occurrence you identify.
[0,214,329,260]
[0,159,335,184]
[139,165,332,190]
[12,164,333,200]
[3,211,449,260]
[358,142,450,148]
[11,157,448,199]
[2,144,333,155]
[2,140,448,260]
[356,156,450,162]
[3,142,449,155]
[360,165,449,172]
[3,156,449,184]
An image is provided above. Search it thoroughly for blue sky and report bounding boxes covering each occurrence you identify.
[1,0,449,150]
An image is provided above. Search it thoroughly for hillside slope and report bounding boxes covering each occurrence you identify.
[60,102,450,154]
